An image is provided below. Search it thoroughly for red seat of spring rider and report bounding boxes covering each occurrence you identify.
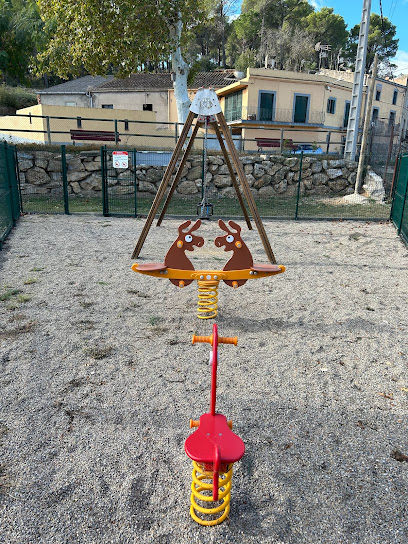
[185,413,245,468]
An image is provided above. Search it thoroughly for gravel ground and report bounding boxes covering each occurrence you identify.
[0,214,408,544]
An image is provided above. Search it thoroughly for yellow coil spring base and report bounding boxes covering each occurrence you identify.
[197,280,219,320]
[190,461,233,526]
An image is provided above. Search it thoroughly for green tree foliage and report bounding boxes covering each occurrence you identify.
[344,13,398,73]
[242,0,313,29]
[37,0,206,78]
[304,8,348,68]
[260,25,315,71]
[226,11,261,68]
[0,0,54,85]
[191,0,238,69]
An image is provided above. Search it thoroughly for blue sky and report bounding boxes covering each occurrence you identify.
[235,0,408,75]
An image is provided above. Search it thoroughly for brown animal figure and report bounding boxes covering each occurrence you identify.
[164,220,204,286]
[215,220,253,287]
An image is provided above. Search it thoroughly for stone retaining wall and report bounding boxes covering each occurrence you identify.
[17,150,358,198]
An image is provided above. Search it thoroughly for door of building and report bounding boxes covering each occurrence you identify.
[294,95,309,123]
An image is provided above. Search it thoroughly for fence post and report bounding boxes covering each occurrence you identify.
[295,151,303,220]
[46,116,51,145]
[175,123,178,143]
[61,145,70,215]
[280,129,284,153]
[114,120,119,145]
[133,148,137,217]
[326,131,331,154]
[14,146,23,214]
[101,146,109,216]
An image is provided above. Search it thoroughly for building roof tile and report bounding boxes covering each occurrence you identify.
[39,75,114,94]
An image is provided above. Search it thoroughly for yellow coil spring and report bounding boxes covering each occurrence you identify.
[197,280,219,320]
[190,461,233,526]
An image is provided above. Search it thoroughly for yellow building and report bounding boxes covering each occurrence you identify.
[215,68,408,152]
[0,104,179,148]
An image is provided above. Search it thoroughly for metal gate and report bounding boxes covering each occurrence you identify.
[101,147,137,216]
[391,154,408,245]
[0,141,20,249]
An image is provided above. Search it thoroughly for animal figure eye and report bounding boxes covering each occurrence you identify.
[226,235,234,243]
[185,234,193,242]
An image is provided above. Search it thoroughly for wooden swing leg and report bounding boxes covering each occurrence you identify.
[132,111,195,259]
[216,112,277,264]
[212,122,252,230]
[157,120,201,226]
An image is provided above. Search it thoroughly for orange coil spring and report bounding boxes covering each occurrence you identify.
[190,461,233,526]
[197,280,219,320]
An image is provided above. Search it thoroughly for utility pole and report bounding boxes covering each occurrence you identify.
[354,53,379,193]
[344,0,371,161]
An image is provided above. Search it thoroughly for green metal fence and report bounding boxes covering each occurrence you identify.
[16,145,394,222]
[391,153,408,245]
[0,141,20,249]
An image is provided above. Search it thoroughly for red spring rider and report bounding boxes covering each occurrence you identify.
[185,324,245,526]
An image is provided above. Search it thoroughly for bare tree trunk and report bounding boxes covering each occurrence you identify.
[170,16,191,124]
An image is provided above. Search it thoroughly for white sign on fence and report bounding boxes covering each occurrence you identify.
[112,151,129,169]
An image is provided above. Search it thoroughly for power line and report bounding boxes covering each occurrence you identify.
[389,0,398,20]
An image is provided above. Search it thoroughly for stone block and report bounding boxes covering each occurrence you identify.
[213,175,231,188]
[240,156,255,165]
[138,181,156,193]
[312,173,329,185]
[246,174,256,187]
[187,165,203,180]
[221,187,236,198]
[274,179,288,194]
[284,157,298,168]
[329,159,345,168]
[70,182,81,194]
[17,152,33,160]
[67,170,90,182]
[244,163,253,174]
[301,168,312,180]
[258,186,276,197]
[145,168,164,183]
[35,158,48,169]
[21,184,49,195]
[48,159,62,172]
[81,174,101,191]
[18,159,33,172]
[176,180,198,195]
[209,156,223,165]
[326,168,343,180]
[311,161,323,174]
[117,170,131,180]
[112,185,134,195]
[254,174,272,189]
[25,167,51,185]
[84,160,101,172]
[328,178,348,192]
[67,158,85,171]
[303,177,313,190]
[266,163,282,176]
[253,163,265,178]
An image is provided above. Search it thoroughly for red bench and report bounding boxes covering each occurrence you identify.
[255,138,296,152]
[70,129,120,142]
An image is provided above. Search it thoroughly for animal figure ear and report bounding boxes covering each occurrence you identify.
[188,219,202,233]
[178,220,192,236]
[218,219,230,233]
[228,220,241,235]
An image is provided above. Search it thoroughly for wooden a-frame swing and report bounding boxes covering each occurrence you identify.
[131,88,277,264]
